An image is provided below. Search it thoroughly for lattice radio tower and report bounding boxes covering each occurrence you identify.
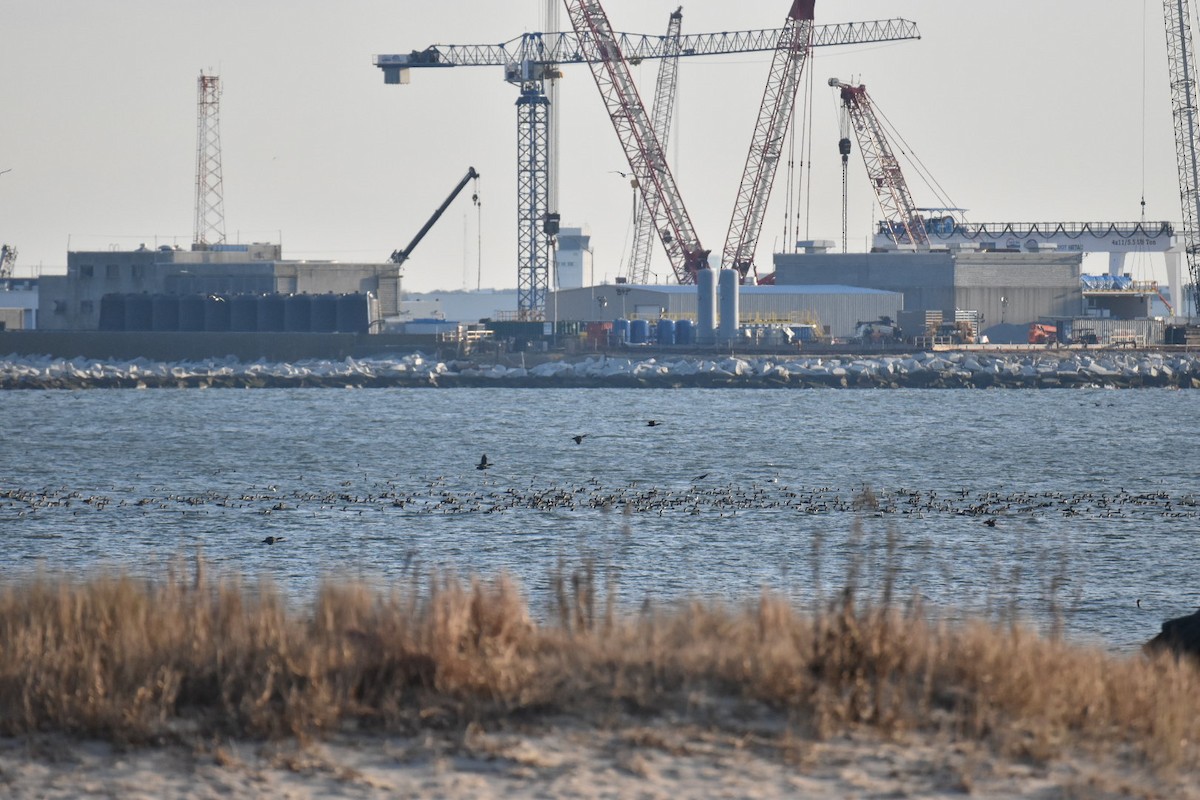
[193,72,226,246]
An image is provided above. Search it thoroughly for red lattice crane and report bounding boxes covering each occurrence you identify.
[563,0,710,283]
[624,6,684,285]
[723,0,816,281]
[830,78,928,249]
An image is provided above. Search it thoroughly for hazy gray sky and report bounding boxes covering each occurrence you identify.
[0,1,1180,292]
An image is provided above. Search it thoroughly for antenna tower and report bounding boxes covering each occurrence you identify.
[193,72,226,246]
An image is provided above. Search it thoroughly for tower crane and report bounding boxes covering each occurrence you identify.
[723,0,815,282]
[374,18,920,313]
[564,0,707,283]
[625,7,683,285]
[830,78,928,249]
[1163,0,1200,318]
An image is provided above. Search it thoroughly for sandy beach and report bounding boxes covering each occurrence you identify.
[2,720,1196,800]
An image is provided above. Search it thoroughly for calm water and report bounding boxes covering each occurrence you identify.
[2,387,1197,653]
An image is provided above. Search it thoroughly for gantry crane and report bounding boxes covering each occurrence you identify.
[375,17,921,314]
[1163,0,1200,318]
[723,0,815,282]
[830,78,928,249]
[625,7,683,285]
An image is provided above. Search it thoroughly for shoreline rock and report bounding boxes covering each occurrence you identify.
[2,351,1200,390]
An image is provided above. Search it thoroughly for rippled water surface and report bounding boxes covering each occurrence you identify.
[2,387,1197,652]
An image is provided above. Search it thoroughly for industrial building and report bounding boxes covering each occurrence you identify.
[0,278,38,331]
[773,249,1084,343]
[548,282,902,339]
[38,243,401,331]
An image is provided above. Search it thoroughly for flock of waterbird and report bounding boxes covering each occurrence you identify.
[1,411,1194,548]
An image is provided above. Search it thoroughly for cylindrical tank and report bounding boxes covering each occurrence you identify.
[179,295,206,332]
[151,294,180,332]
[336,293,369,334]
[656,318,676,346]
[257,294,286,332]
[629,318,650,344]
[612,318,631,345]
[675,318,694,346]
[718,268,740,344]
[311,294,339,332]
[98,294,126,332]
[203,295,231,332]
[230,294,258,332]
[284,294,312,332]
[125,294,153,331]
[696,268,717,345]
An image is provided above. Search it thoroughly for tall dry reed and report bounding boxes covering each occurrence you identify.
[0,555,1196,772]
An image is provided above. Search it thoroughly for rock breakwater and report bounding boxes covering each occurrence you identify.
[3,350,1200,390]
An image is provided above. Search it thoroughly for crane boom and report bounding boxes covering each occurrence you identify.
[390,167,480,266]
[375,19,920,77]
[564,0,708,283]
[722,0,815,280]
[626,7,683,285]
[830,78,928,249]
[1163,0,1200,317]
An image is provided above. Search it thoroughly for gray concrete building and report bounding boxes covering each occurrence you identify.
[0,278,39,330]
[772,250,1083,342]
[548,283,903,339]
[39,243,401,330]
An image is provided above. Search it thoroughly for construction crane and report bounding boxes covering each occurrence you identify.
[564,0,707,283]
[390,167,480,267]
[625,6,683,285]
[830,78,928,250]
[723,0,815,282]
[375,18,920,312]
[1163,0,1200,318]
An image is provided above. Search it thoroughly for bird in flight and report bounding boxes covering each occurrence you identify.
[572,434,589,444]
[646,420,663,427]
[262,536,285,545]
[477,454,492,470]
[691,473,709,482]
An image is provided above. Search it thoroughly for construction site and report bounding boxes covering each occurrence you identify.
[6,0,1200,360]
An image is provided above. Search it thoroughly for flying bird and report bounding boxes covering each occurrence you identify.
[476,454,492,470]
[692,473,709,482]
[646,420,663,427]
[572,434,589,444]
[262,536,285,545]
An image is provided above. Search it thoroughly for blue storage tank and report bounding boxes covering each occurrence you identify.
[257,294,286,332]
[230,294,258,332]
[284,294,312,332]
[656,318,676,346]
[629,318,650,344]
[125,294,153,331]
[311,294,339,332]
[612,318,631,345]
[203,295,231,332]
[179,295,206,332]
[151,294,180,332]
[336,293,369,334]
[675,318,694,345]
[98,294,126,332]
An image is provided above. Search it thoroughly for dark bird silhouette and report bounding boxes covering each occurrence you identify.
[692,473,709,482]
[572,434,589,444]
[476,454,492,470]
[983,518,997,527]
[262,536,285,545]
[646,420,663,427]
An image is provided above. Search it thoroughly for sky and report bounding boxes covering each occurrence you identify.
[0,1,1183,293]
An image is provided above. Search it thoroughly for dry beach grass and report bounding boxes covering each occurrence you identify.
[1,553,1199,797]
